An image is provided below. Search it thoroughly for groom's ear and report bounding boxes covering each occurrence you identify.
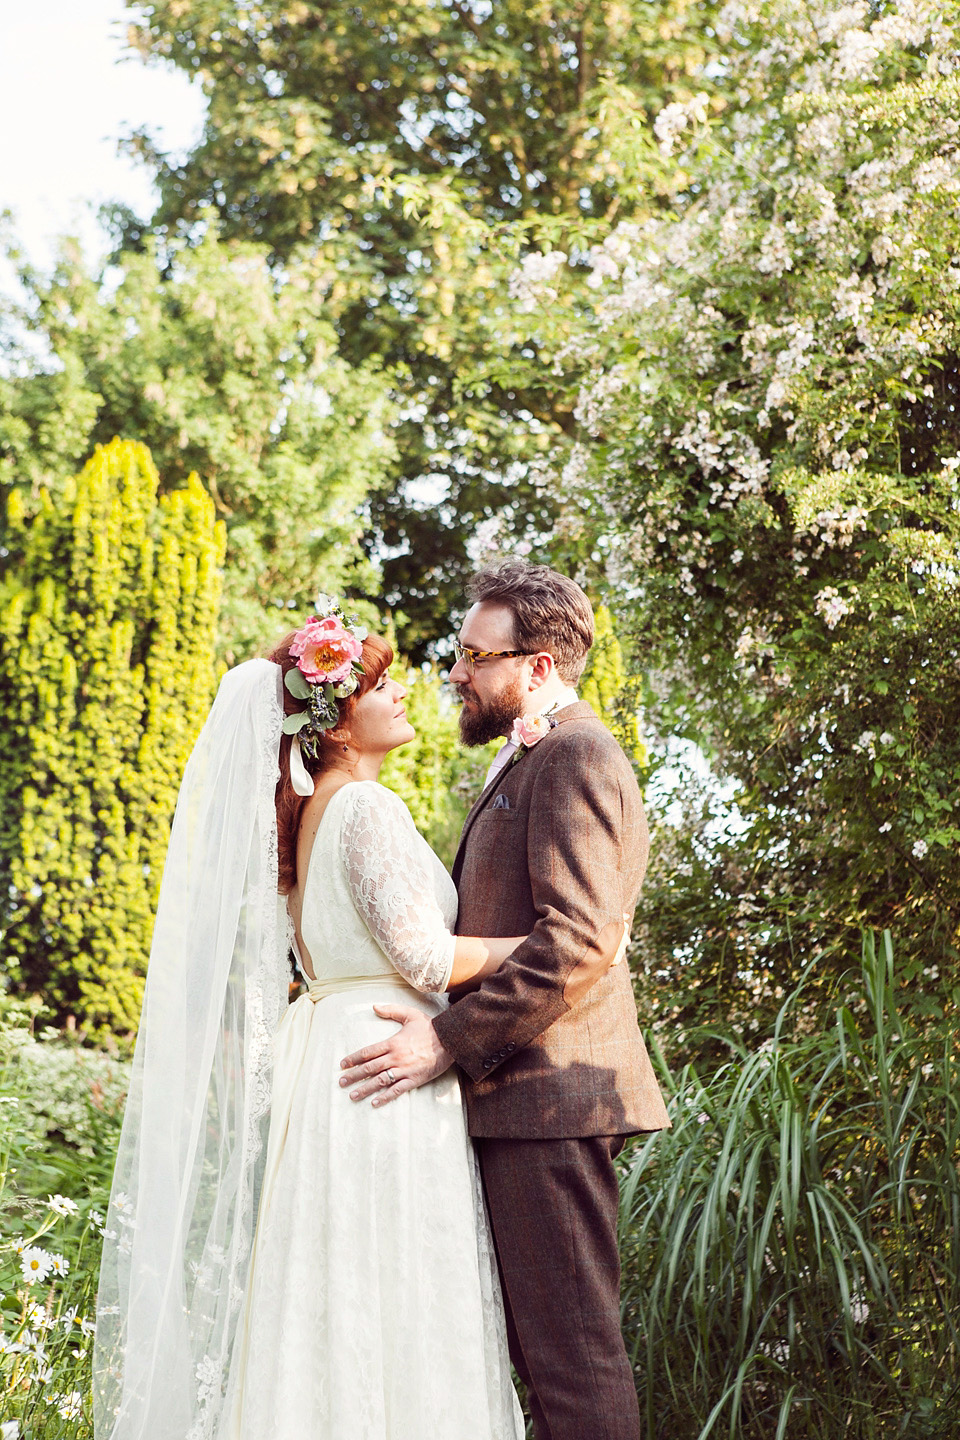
[527,652,555,690]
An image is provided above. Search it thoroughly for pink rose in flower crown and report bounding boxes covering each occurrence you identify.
[290,615,363,685]
[510,713,554,749]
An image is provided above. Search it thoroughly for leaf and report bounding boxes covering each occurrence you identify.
[284,668,311,700]
[281,710,311,734]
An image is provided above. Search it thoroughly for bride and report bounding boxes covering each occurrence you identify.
[94,599,525,1440]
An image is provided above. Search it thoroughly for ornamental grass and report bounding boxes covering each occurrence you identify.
[620,931,958,1440]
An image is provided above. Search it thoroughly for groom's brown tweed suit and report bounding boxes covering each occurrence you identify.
[432,701,669,1440]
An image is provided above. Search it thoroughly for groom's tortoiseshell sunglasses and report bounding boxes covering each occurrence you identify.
[452,639,531,672]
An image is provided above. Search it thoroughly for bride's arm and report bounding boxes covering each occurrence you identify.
[450,915,631,992]
[447,936,526,991]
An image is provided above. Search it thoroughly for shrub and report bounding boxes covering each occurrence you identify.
[0,439,225,1036]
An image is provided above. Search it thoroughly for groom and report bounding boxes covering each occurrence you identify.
[340,559,670,1440]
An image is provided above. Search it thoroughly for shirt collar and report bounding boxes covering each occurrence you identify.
[536,685,579,717]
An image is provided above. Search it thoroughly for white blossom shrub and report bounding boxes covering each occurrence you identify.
[499,0,960,1031]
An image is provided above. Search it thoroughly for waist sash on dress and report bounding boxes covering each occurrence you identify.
[304,973,419,1004]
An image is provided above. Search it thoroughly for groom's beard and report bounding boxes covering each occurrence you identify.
[456,672,526,747]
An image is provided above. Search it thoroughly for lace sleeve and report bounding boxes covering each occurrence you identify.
[341,783,456,993]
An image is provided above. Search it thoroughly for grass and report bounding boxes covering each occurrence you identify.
[619,931,959,1439]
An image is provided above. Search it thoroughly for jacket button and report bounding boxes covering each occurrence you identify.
[482,1059,492,1070]
[506,1042,515,1052]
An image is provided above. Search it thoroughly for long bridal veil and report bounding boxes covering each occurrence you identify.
[94,659,291,1440]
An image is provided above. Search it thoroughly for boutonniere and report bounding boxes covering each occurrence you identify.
[507,713,558,767]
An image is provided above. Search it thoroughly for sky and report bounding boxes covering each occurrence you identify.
[0,0,207,276]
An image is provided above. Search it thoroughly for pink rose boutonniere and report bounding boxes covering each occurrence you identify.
[510,714,554,748]
[508,713,557,767]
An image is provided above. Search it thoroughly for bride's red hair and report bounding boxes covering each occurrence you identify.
[268,630,393,893]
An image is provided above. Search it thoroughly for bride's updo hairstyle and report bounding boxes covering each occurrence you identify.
[269,630,393,893]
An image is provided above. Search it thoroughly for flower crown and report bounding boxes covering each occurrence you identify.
[282,594,368,763]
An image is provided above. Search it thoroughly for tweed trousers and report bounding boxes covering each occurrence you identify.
[476,1135,641,1440]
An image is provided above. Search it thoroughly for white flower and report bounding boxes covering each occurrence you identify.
[49,1253,69,1277]
[20,1247,54,1286]
[850,1295,870,1325]
[834,27,885,82]
[833,274,875,325]
[26,1301,55,1331]
[912,839,929,858]
[47,1194,79,1217]
[1,1421,20,1440]
[757,223,793,277]
[654,101,691,155]
[914,156,958,194]
[508,250,567,312]
[871,233,898,267]
[653,93,709,156]
[585,250,620,288]
[814,587,853,628]
[54,1391,85,1420]
[879,822,892,833]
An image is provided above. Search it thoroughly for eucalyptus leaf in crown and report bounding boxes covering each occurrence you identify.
[282,597,368,761]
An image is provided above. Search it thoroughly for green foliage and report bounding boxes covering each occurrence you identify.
[0,1000,123,1437]
[579,604,647,768]
[620,932,960,1439]
[488,0,960,1007]
[121,0,710,656]
[0,228,394,657]
[0,439,224,1035]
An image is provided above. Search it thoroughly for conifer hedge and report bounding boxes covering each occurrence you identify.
[0,439,225,1036]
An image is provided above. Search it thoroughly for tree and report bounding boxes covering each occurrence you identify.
[121,0,707,654]
[487,0,960,1031]
[579,604,646,767]
[0,227,394,658]
[0,439,225,1035]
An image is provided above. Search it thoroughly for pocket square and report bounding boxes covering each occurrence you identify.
[491,793,511,810]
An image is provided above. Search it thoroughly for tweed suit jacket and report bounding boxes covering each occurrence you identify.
[431,701,671,1140]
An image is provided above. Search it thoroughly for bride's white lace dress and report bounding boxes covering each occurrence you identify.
[219,780,523,1440]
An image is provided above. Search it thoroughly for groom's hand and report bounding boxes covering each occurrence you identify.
[339,1006,453,1106]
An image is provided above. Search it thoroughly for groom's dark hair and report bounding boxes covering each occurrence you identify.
[467,558,594,684]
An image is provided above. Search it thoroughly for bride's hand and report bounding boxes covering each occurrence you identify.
[339,1006,453,1105]
[610,910,632,967]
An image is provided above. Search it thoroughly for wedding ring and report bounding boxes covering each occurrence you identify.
[384,1068,396,1085]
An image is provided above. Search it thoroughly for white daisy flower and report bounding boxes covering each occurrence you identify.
[57,1391,85,1420]
[20,1247,54,1286]
[46,1194,79,1217]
